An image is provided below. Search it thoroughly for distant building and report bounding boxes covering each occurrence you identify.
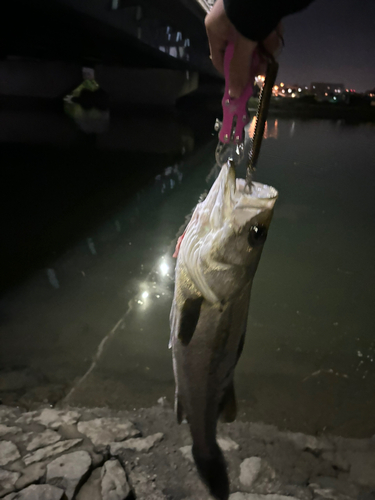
[273,83,309,98]
[310,82,346,101]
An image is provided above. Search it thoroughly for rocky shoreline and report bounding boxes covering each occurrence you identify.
[0,403,374,499]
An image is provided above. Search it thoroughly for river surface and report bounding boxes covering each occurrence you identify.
[1,107,375,437]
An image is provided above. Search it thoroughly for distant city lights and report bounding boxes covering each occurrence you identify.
[273,82,357,100]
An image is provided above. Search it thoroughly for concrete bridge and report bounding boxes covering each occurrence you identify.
[3,0,219,104]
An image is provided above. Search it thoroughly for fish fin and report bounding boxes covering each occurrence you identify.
[178,296,203,346]
[175,395,184,425]
[219,381,237,423]
[173,230,186,258]
[192,443,229,500]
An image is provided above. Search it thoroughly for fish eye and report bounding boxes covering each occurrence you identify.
[248,224,267,246]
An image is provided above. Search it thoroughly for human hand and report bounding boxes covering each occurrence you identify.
[204,0,283,98]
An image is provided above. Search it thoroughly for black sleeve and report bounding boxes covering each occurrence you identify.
[223,0,314,41]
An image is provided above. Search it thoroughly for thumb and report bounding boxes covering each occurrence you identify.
[229,34,257,98]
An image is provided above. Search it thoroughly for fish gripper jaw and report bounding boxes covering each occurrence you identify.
[215,40,259,166]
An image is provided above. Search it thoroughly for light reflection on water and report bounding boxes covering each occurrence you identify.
[248,116,279,139]
[1,118,375,437]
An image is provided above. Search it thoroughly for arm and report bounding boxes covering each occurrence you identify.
[205,0,314,97]
[223,0,314,41]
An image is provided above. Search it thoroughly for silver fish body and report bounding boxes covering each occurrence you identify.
[170,162,278,499]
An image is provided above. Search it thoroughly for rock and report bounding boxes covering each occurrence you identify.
[0,468,21,496]
[239,457,262,488]
[290,466,309,485]
[101,459,131,500]
[110,433,163,454]
[76,468,102,500]
[0,425,21,438]
[26,429,61,451]
[179,446,193,463]
[34,409,81,429]
[15,463,46,490]
[3,484,65,499]
[57,424,104,468]
[46,450,91,500]
[348,452,375,487]
[309,488,337,499]
[23,438,82,466]
[58,424,85,440]
[309,476,358,498]
[217,437,239,451]
[14,413,37,426]
[321,451,350,472]
[77,418,140,449]
[157,397,167,407]
[12,433,34,446]
[230,495,300,500]
[0,441,21,466]
[0,407,18,423]
[128,469,166,500]
[334,437,369,453]
[5,460,25,473]
[89,450,105,469]
[281,484,313,500]
[280,432,333,452]
[15,409,80,429]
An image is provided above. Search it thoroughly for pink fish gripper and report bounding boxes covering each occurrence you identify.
[215,40,259,166]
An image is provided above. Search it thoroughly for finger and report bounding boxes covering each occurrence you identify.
[207,34,227,74]
[204,0,231,75]
[229,34,257,98]
[263,22,284,58]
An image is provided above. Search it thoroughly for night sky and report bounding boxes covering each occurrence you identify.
[278,0,375,92]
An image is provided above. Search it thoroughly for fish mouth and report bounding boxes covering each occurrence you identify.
[224,161,237,206]
[238,179,278,200]
[223,161,278,209]
[206,162,278,230]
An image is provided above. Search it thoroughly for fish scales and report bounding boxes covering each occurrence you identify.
[170,162,278,500]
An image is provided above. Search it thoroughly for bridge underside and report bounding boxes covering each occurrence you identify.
[4,0,216,77]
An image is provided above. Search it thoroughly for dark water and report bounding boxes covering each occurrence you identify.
[1,108,375,438]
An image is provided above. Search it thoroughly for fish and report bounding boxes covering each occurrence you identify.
[169,161,278,500]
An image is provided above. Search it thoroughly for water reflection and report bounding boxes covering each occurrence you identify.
[264,119,279,139]
[1,104,194,154]
[1,118,375,437]
[155,163,184,194]
[248,116,279,139]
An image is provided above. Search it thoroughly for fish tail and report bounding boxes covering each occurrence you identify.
[192,442,229,500]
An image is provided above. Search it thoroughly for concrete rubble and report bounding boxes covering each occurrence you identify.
[46,451,91,500]
[0,403,374,499]
[101,459,131,500]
